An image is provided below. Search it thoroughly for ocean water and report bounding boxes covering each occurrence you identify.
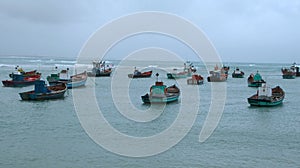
[1,56,300,168]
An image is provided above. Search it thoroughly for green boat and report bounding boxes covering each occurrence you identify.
[247,71,266,87]
[232,68,245,78]
[142,73,180,103]
[247,84,285,107]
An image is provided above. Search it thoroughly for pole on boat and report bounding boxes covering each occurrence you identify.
[156,73,159,82]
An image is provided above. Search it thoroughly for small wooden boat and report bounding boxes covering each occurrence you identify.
[207,65,227,82]
[247,71,266,87]
[2,74,41,87]
[47,70,87,89]
[232,68,245,78]
[19,80,67,101]
[142,73,180,103]
[66,71,87,88]
[281,67,296,79]
[247,84,285,107]
[187,74,204,85]
[87,60,113,77]
[128,68,152,78]
[47,69,69,84]
[167,62,196,79]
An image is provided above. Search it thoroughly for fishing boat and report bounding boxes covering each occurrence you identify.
[47,69,70,84]
[281,67,296,79]
[65,71,87,88]
[290,62,300,77]
[47,70,87,89]
[141,73,180,103]
[232,68,245,78]
[187,74,204,85]
[247,84,285,107]
[167,62,196,79]
[247,71,266,87]
[128,68,152,78]
[19,80,67,101]
[9,66,41,78]
[2,74,41,87]
[87,60,113,77]
[207,65,227,82]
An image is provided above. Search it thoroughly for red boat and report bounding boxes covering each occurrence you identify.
[128,69,152,78]
[2,74,41,87]
[9,67,41,78]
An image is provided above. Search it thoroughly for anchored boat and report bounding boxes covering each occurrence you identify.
[47,70,87,89]
[247,84,285,107]
[247,71,266,87]
[167,62,196,79]
[187,74,204,85]
[19,80,67,101]
[207,65,227,82]
[87,60,113,77]
[2,74,41,87]
[128,67,152,78]
[141,73,180,103]
[281,67,296,79]
[232,68,245,78]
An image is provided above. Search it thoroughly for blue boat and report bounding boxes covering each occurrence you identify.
[142,73,180,103]
[247,84,285,107]
[19,80,67,101]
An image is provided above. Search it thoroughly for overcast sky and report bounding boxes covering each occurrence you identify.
[0,0,299,63]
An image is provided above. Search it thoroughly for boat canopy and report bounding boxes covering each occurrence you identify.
[254,72,262,81]
[258,84,272,97]
[34,80,49,93]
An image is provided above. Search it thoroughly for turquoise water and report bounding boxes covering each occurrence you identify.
[1,56,300,167]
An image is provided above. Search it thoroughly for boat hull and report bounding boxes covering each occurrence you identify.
[207,76,226,82]
[66,79,87,89]
[2,80,38,87]
[87,71,111,77]
[247,97,283,107]
[248,81,265,87]
[141,94,179,103]
[187,79,203,85]
[282,75,296,79]
[167,73,190,79]
[232,74,244,78]
[128,71,152,78]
